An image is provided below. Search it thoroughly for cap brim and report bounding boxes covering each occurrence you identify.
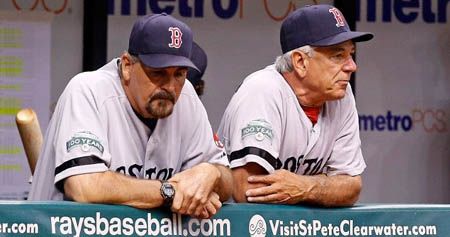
[138,54,200,72]
[311,31,374,47]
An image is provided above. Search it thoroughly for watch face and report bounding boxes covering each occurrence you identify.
[162,182,175,198]
[164,185,174,196]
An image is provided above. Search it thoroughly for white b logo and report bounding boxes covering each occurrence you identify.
[329,8,345,27]
[249,214,267,237]
[168,27,183,48]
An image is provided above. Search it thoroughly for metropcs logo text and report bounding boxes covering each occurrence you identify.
[356,0,448,23]
[108,0,449,23]
[359,109,448,133]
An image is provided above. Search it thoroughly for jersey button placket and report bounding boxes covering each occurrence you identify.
[305,126,320,155]
[146,137,159,160]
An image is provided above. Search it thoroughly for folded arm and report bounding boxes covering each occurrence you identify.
[64,162,233,219]
[233,162,362,206]
[64,171,164,209]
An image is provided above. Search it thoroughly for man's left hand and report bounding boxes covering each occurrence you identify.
[169,163,221,218]
[245,169,314,204]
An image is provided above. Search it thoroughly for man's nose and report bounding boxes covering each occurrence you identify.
[342,57,357,72]
[159,75,177,90]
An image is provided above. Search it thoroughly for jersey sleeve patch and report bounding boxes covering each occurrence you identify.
[66,131,104,156]
[241,119,274,143]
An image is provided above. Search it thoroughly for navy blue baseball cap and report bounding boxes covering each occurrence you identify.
[187,42,208,85]
[128,13,199,71]
[280,4,373,53]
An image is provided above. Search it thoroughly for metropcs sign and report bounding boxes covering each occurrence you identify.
[108,0,448,23]
[11,0,448,23]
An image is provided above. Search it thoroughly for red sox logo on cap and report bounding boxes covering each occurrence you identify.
[328,8,345,27]
[168,27,183,48]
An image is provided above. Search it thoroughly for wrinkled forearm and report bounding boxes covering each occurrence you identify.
[298,174,362,207]
[64,171,164,209]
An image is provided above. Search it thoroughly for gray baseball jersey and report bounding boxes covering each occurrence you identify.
[29,59,228,200]
[217,65,365,176]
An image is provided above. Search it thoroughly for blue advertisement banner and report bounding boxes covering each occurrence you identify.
[0,201,449,236]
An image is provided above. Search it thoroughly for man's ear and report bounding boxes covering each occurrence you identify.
[291,51,308,78]
[120,53,133,83]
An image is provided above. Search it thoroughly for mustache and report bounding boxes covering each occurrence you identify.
[149,90,175,103]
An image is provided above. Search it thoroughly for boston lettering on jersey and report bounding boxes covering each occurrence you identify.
[274,155,329,175]
[116,165,174,180]
[229,147,329,175]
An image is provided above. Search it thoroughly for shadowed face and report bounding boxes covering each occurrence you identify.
[121,54,187,119]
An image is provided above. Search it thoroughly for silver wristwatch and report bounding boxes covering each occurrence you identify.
[160,181,175,208]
